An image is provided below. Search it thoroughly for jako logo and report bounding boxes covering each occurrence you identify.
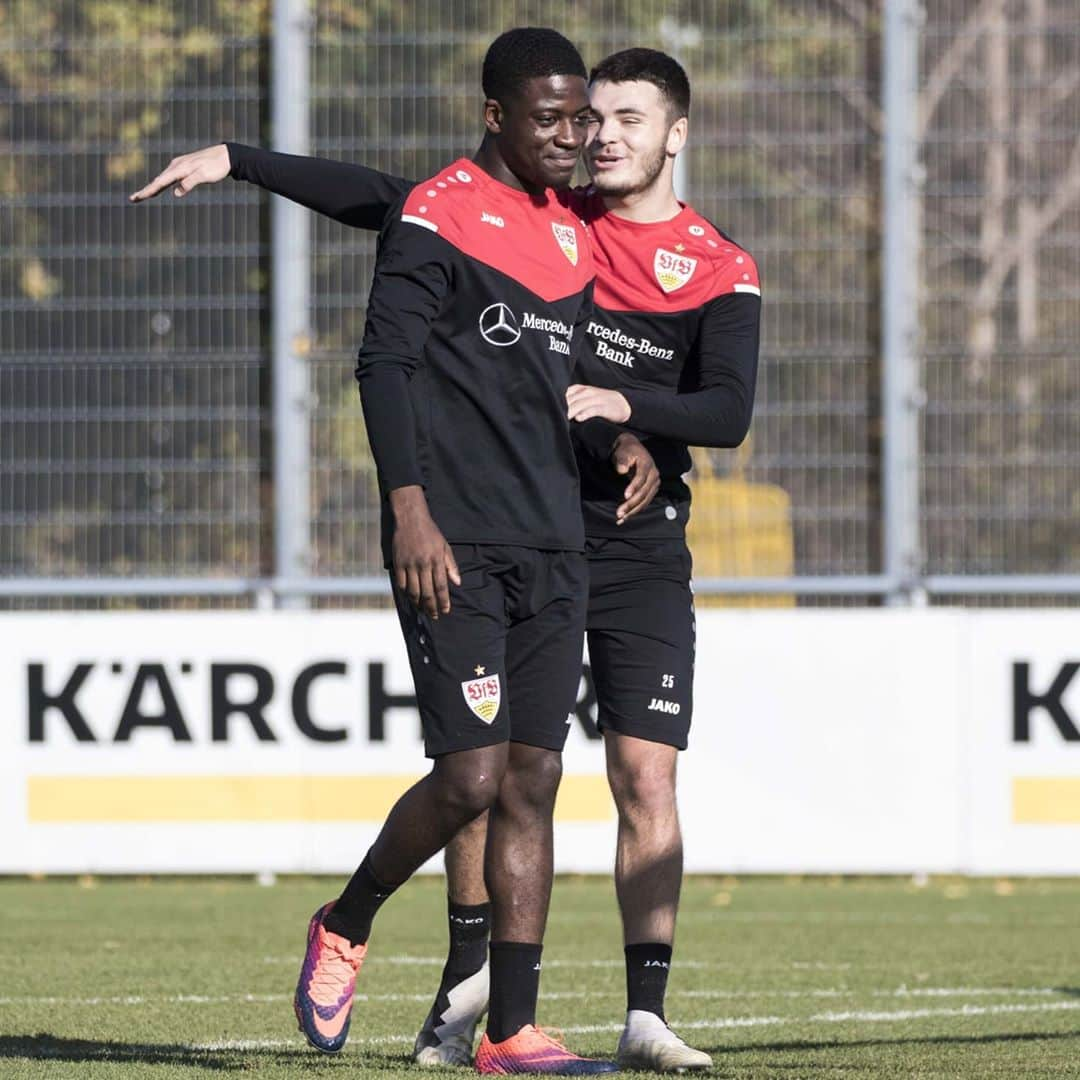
[481,211,505,228]
[479,303,521,347]
[647,698,681,715]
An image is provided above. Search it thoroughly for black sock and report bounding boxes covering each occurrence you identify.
[441,899,491,984]
[487,941,542,1043]
[323,853,397,946]
[625,943,672,1021]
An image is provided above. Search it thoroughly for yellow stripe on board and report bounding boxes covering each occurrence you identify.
[1012,777,1080,824]
[28,774,612,824]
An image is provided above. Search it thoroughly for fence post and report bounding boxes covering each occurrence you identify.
[659,17,702,203]
[271,0,312,608]
[882,0,925,605]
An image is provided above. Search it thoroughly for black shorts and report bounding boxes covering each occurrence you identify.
[585,537,695,750]
[393,544,588,758]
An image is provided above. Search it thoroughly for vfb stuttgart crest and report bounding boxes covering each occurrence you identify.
[461,673,501,724]
[654,248,698,293]
[552,222,579,266]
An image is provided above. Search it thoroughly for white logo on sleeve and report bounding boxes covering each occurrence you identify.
[481,211,505,228]
[479,303,521,346]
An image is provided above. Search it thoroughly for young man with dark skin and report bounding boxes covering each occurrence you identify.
[133,46,760,1074]
[134,28,672,1075]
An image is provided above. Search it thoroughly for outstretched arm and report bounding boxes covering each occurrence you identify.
[130,142,412,231]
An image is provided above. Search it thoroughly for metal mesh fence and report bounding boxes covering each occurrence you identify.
[2,1,1079,605]
[1,2,268,601]
[920,0,1080,579]
[306,1,880,580]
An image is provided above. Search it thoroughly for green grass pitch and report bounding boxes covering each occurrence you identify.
[1,875,1078,1077]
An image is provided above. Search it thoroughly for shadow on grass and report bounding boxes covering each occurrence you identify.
[706,1028,1080,1058]
[0,1034,415,1071]
[0,1035,239,1070]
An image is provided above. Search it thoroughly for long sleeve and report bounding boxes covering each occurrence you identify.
[622,293,761,447]
[226,142,412,230]
[569,281,623,462]
[355,211,451,490]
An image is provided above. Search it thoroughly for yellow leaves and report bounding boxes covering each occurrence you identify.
[21,258,60,301]
[0,158,18,198]
[106,147,145,179]
[246,268,270,293]
[225,0,272,39]
[121,109,161,144]
[316,0,378,36]
[328,407,372,469]
[81,0,179,43]
[107,107,159,179]
[180,27,220,61]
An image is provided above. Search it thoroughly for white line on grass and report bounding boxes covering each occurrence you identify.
[661,911,995,925]
[808,1001,1080,1024]
[193,1035,413,1051]
[1,987,1070,1009]
[186,1000,1080,1053]
[558,1000,1080,1036]
[259,954,654,968]
[0,992,432,1007]
[259,954,765,969]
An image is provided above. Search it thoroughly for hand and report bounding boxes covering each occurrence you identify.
[389,486,461,618]
[128,144,232,203]
[566,384,632,424]
[610,433,660,525]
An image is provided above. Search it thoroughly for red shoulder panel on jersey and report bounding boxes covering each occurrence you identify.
[399,159,593,304]
[586,201,760,314]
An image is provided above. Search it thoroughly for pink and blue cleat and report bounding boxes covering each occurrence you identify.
[293,901,367,1054]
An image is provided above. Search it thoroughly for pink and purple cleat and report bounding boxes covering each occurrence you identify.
[475,1025,619,1075]
[293,901,367,1054]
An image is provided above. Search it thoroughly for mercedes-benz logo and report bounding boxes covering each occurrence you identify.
[479,303,521,347]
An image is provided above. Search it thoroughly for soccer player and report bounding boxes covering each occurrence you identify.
[133,46,760,1074]
[136,28,672,1074]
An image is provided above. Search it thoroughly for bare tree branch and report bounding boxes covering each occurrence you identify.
[827,0,873,29]
[760,144,877,232]
[841,84,883,135]
[919,0,1006,141]
[973,133,1080,311]
[1037,69,1080,120]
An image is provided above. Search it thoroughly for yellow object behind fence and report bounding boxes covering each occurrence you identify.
[685,447,795,608]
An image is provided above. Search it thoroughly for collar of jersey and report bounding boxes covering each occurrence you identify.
[592,201,696,233]
[455,157,561,208]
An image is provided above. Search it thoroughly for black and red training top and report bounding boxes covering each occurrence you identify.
[227,145,761,541]
[348,158,604,562]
